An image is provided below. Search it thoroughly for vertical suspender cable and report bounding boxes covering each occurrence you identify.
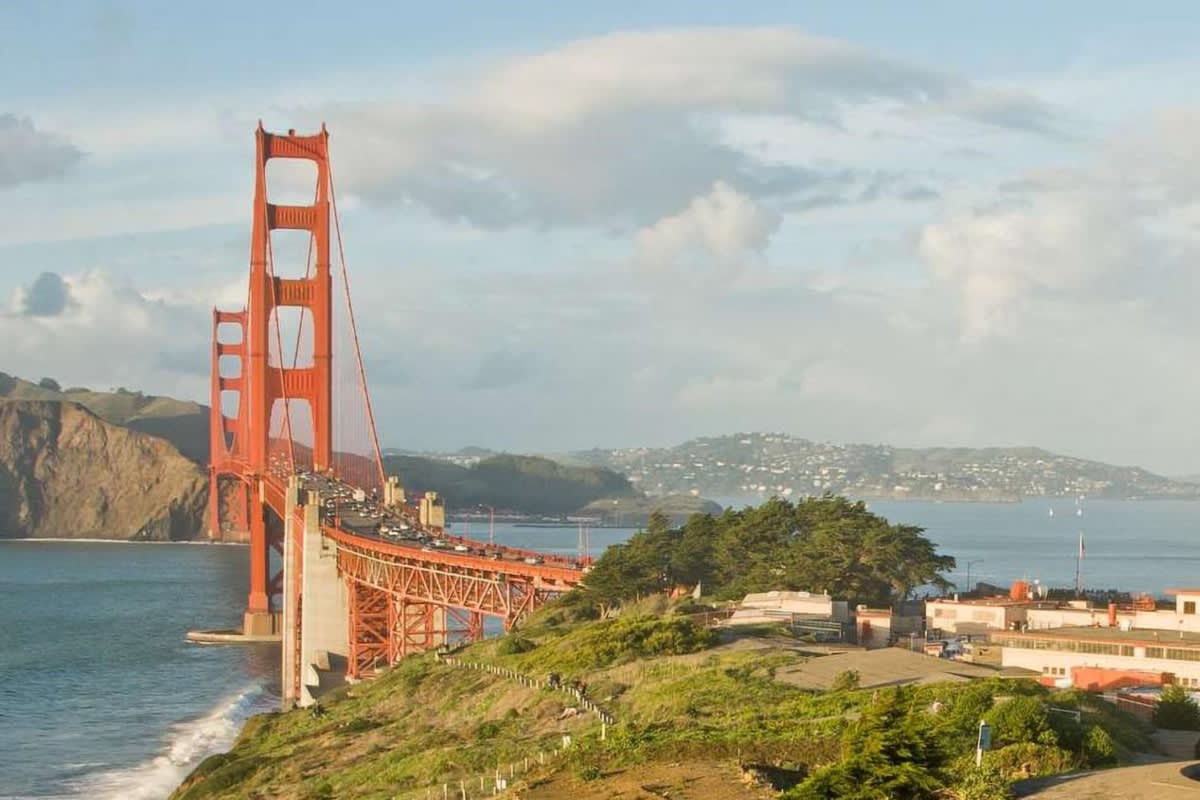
[328,162,386,491]
[265,232,298,474]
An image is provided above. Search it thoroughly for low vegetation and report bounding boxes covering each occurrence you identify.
[170,498,1155,799]
[172,597,1152,800]
[1153,683,1200,730]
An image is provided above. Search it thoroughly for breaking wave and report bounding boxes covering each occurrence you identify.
[67,685,274,800]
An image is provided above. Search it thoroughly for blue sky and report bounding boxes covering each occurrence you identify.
[4,2,1200,473]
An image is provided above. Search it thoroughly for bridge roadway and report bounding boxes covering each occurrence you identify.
[298,470,587,573]
[256,468,590,697]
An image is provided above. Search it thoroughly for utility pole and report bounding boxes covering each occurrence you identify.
[965,559,983,595]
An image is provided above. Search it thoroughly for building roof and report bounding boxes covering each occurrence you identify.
[1165,588,1200,596]
[927,596,1029,607]
[1001,625,1200,648]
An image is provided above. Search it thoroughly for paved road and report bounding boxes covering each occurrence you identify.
[1017,762,1200,799]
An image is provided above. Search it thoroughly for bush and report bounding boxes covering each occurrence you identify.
[986,742,1075,779]
[986,697,1053,747]
[496,635,537,655]
[831,670,861,692]
[1154,684,1200,730]
[948,755,1013,800]
[528,615,717,671]
[783,687,948,799]
[1083,725,1117,766]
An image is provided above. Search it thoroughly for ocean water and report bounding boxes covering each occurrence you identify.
[0,542,280,800]
[864,498,1200,595]
[3,500,1199,798]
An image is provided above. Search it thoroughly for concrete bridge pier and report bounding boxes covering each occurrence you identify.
[282,480,349,708]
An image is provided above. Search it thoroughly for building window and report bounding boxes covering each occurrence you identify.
[1186,601,1196,615]
[1147,647,1164,659]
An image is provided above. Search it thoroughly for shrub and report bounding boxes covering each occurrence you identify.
[831,670,861,692]
[783,687,948,799]
[496,635,537,655]
[947,755,1013,800]
[986,697,1052,747]
[1083,725,1117,766]
[986,742,1075,779]
[1154,684,1200,730]
[575,763,602,781]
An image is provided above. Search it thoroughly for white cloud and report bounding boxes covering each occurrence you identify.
[316,27,1057,231]
[0,114,83,189]
[635,181,781,271]
[1,271,213,395]
[920,110,1200,341]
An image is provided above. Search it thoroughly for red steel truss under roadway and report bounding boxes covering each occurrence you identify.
[208,124,589,681]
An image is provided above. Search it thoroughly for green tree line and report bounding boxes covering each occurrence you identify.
[580,495,955,609]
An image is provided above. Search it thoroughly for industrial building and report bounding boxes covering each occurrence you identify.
[728,590,920,648]
[994,626,1200,690]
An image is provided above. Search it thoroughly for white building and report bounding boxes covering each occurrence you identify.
[925,597,1029,635]
[995,626,1200,689]
[732,590,851,624]
[929,589,1200,638]
[1026,589,1200,632]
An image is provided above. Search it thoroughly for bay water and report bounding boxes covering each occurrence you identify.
[2,499,1198,798]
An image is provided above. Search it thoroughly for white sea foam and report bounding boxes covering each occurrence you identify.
[68,685,273,800]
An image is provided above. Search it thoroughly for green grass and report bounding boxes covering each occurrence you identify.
[169,602,1156,800]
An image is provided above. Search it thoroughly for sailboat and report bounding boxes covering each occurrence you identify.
[1048,508,1055,518]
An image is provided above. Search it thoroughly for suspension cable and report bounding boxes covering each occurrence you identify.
[328,160,386,491]
[264,229,298,475]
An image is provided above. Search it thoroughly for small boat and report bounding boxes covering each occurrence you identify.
[1048,508,1054,518]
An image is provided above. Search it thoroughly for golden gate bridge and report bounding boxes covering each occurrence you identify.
[198,124,587,706]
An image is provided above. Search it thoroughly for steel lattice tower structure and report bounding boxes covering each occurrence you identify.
[211,124,335,636]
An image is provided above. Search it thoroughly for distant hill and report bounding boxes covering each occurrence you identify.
[0,401,208,540]
[566,432,1200,502]
[0,373,209,462]
[383,453,638,515]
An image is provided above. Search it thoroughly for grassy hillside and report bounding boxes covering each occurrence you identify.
[383,453,638,515]
[0,372,209,462]
[170,598,1153,800]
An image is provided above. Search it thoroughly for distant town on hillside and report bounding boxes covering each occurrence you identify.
[390,432,1200,503]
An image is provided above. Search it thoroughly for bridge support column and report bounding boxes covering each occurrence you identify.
[282,487,348,708]
[281,477,302,707]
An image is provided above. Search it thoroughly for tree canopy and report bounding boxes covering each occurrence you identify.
[580,495,955,609]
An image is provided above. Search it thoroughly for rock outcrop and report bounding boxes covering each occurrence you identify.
[0,400,209,540]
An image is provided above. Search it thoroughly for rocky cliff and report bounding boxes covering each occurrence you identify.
[0,400,209,540]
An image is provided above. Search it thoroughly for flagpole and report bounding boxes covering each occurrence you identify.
[1075,530,1083,598]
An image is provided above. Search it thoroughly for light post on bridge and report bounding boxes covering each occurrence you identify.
[480,505,495,547]
[965,559,983,595]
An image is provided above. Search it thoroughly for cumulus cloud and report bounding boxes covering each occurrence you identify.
[318,27,1057,231]
[920,110,1200,341]
[17,272,72,317]
[635,181,781,270]
[0,114,84,189]
[1,271,211,396]
[464,349,549,391]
